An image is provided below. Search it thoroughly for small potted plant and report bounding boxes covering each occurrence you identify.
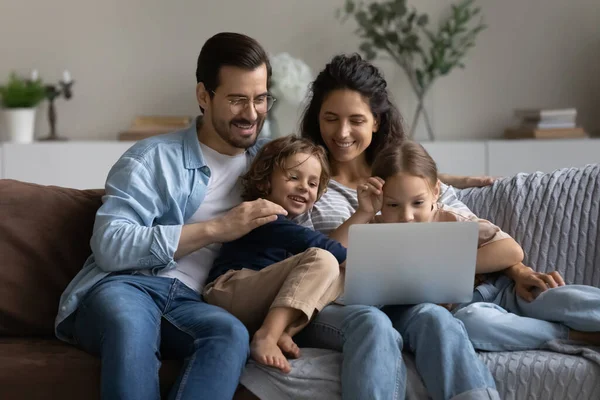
[0,72,46,143]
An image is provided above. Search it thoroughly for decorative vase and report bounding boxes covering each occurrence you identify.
[409,97,435,141]
[1,108,36,143]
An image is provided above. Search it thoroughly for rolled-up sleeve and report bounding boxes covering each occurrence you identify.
[476,218,512,247]
[90,156,182,272]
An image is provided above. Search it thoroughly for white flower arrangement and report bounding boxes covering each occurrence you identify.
[270,52,313,106]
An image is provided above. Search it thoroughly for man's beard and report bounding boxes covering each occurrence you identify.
[212,114,265,150]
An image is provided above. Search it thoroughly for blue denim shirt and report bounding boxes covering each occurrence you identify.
[55,118,266,342]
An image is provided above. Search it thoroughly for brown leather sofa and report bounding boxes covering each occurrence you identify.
[0,179,256,400]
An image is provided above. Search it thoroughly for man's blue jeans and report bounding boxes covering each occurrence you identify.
[60,274,249,400]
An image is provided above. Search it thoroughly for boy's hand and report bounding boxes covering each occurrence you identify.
[510,264,566,302]
[357,177,384,217]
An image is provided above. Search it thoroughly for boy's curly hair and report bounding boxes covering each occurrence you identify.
[241,135,330,202]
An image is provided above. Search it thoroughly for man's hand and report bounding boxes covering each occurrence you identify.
[211,199,288,243]
[174,199,287,259]
[508,263,566,302]
[439,174,498,189]
[357,177,384,217]
[462,176,497,189]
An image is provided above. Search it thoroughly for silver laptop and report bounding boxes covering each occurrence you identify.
[342,222,479,306]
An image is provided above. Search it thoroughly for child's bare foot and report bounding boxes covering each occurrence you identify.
[278,332,301,359]
[251,331,291,373]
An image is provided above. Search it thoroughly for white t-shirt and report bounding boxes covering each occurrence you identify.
[157,142,251,293]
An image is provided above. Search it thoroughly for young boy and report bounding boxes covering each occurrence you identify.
[204,135,345,373]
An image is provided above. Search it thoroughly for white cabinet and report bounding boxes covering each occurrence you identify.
[487,139,600,177]
[422,142,487,176]
[1,142,133,189]
[0,139,598,188]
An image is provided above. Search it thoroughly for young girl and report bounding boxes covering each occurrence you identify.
[367,140,600,350]
[203,135,345,373]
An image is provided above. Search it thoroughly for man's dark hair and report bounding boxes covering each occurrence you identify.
[196,32,271,112]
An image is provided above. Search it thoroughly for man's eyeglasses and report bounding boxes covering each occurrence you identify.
[211,91,276,115]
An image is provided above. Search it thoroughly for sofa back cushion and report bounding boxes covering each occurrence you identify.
[0,180,103,336]
[457,164,600,287]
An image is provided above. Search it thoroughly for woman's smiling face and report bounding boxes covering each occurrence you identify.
[318,89,378,164]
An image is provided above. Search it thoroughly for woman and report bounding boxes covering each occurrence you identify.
[293,54,502,400]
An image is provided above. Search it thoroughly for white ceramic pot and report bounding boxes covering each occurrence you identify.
[2,108,36,143]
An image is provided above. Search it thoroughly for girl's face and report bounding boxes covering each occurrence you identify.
[380,172,440,223]
[266,152,322,218]
[318,89,379,164]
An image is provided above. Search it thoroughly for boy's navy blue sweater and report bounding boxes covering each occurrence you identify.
[208,215,346,284]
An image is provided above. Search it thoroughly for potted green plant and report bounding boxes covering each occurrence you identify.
[0,72,46,143]
[339,0,486,140]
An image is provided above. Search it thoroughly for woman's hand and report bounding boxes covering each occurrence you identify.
[357,177,384,217]
[507,263,566,302]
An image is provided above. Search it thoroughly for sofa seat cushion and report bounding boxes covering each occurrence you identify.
[481,350,600,399]
[241,348,600,400]
[0,337,180,399]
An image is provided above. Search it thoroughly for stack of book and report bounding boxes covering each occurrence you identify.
[504,108,587,139]
[118,116,193,141]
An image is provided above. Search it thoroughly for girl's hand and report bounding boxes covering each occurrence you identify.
[357,177,384,217]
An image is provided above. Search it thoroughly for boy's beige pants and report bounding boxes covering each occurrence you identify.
[203,247,344,335]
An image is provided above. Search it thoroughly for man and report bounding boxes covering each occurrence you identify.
[55,32,285,400]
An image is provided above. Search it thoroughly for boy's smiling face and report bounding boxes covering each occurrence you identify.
[266,152,322,218]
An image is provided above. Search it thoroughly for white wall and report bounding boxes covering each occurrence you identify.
[1,0,599,141]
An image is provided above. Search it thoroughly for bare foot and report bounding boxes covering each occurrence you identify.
[251,332,291,373]
[278,332,301,359]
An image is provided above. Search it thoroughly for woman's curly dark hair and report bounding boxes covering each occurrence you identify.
[300,53,406,166]
[241,135,330,201]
